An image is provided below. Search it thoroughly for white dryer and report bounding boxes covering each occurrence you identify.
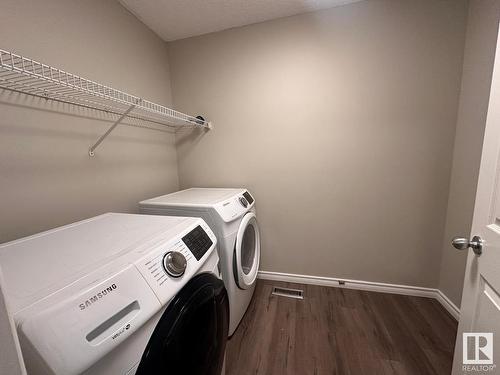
[139,188,260,336]
[0,213,228,375]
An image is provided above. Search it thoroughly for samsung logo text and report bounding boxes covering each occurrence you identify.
[79,284,117,310]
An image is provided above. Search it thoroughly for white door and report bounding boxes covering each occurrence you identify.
[234,212,260,289]
[452,26,500,374]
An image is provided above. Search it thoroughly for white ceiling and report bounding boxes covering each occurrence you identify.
[119,0,364,41]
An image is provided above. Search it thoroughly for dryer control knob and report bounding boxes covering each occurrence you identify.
[163,251,187,278]
[239,196,248,208]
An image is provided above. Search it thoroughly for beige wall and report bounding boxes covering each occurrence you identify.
[0,0,179,243]
[168,0,468,287]
[438,0,500,307]
[0,0,490,311]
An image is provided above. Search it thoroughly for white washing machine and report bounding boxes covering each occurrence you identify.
[0,213,228,375]
[139,188,260,336]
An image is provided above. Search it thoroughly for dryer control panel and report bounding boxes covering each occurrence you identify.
[214,190,255,222]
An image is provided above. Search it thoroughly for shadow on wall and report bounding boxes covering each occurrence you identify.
[0,89,175,138]
[175,127,209,152]
[0,89,179,244]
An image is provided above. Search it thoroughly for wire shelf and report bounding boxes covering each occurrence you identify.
[0,48,211,155]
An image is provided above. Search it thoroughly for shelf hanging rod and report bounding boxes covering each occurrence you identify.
[88,102,139,157]
[0,48,213,154]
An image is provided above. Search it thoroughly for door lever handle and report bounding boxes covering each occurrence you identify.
[452,236,483,255]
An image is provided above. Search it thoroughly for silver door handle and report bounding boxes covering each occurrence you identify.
[452,236,483,255]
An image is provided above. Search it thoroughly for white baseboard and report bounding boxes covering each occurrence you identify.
[434,289,461,320]
[258,270,460,320]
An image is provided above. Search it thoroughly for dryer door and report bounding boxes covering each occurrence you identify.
[234,212,261,290]
[136,273,228,375]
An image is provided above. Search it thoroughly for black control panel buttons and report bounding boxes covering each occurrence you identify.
[182,225,213,261]
[243,191,254,205]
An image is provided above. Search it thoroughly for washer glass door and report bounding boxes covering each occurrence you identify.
[234,212,261,289]
[136,273,228,375]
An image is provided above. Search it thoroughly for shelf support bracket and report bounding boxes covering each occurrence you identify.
[88,104,137,157]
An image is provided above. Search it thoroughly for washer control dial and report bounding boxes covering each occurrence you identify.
[239,196,248,208]
[163,251,187,278]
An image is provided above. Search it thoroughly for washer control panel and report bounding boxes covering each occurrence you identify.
[135,220,216,304]
[182,225,213,260]
[163,251,187,277]
[140,240,192,288]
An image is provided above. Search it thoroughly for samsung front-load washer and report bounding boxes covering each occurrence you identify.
[0,213,228,375]
[139,188,260,336]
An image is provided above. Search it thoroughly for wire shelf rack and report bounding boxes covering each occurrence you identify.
[0,48,212,155]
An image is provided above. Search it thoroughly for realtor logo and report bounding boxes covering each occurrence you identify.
[463,333,493,365]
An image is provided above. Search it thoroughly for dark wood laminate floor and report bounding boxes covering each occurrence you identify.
[226,280,457,375]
